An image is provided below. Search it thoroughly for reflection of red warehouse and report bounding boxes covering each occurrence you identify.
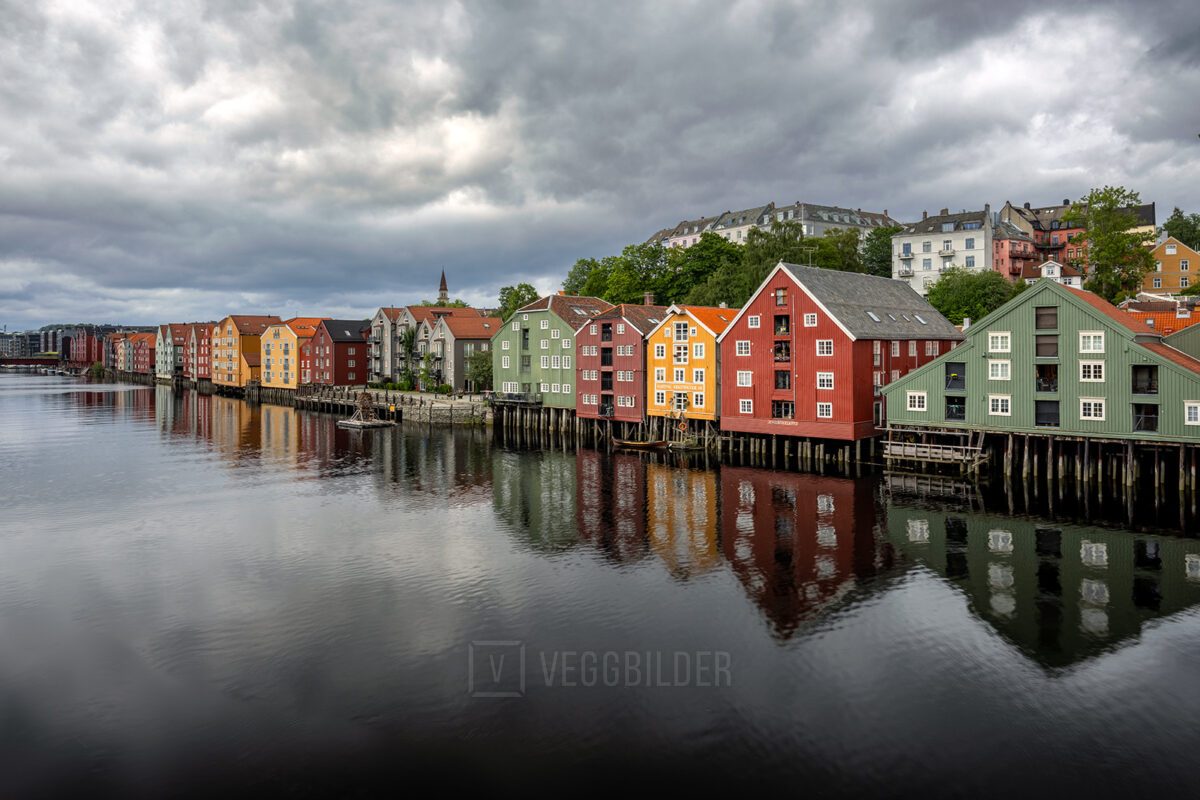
[719,467,884,638]
[718,263,961,441]
[574,449,649,564]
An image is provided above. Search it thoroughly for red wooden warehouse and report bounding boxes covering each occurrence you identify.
[309,319,370,386]
[717,262,961,441]
[574,301,667,426]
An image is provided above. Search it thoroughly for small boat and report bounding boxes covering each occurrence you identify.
[668,438,704,451]
[337,417,394,430]
[613,438,667,449]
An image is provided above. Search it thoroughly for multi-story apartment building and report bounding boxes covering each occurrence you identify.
[491,294,613,408]
[884,281,1200,442]
[1000,199,1156,270]
[645,305,734,427]
[154,324,189,382]
[992,219,1042,283]
[574,302,667,425]
[211,315,281,390]
[718,263,960,441]
[711,204,774,243]
[1144,238,1200,293]
[183,324,213,383]
[767,202,899,238]
[262,317,325,390]
[428,314,501,393]
[893,206,994,295]
[664,215,721,249]
[309,319,369,386]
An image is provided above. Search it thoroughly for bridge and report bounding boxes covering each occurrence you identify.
[0,357,61,368]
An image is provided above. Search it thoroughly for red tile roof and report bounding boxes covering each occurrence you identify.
[1062,286,1143,334]
[1141,341,1200,377]
[407,306,481,324]
[518,295,615,328]
[1123,310,1200,337]
[442,315,502,339]
[227,315,282,335]
[679,305,735,336]
[283,317,327,338]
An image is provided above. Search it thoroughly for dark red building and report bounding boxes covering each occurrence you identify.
[574,301,666,425]
[130,333,156,375]
[310,319,370,386]
[718,263,961,441]
[183,323,212,381]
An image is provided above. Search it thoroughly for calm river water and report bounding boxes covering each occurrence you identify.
[3,373,1200,796]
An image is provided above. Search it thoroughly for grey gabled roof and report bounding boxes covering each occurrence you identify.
[780,263,963,340]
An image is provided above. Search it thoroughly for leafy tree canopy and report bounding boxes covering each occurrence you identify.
[498,283,540,320]
[1062,185,1156,303]
[864,224,904,278]
[1163,207,1200,251]
[926,268,1020,325]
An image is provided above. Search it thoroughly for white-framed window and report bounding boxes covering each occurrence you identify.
[988,331,1011,353]
[748,315,761,329]
[739,398,753,414]
[551,355,561,369]
[502,340,510,350]
[655,367,665,382]
[562,383,571,395]
[1185,401,1200,426]
[988,394,1011,416]
[692,368,705,383]
[654,390,666,405]
[674,321,689,340]
[816,402,833,418]
[541,356,550,368]
[803,313,818,327]
[1080,397,1105,420]
[1182,277,1190,289]
[540,382,550,392]
[816,340,833,356]
[654,344,666,359]
[908,340,917,357]
[735,340,750,356]
[891,340,900,357]
[562,339,571,349]
[501,356,510,369]
[673,368,685,382]
[539,319,549,329]
[1079,361,1105,382]
[1166,244,1178,255]
[737,370,753,387]
[673,344,689,364]
[1079,331,1105,354]
[693,342,704,359]
[906,391,927,411]
[562,356,571,369]
[589,324,597,335]
[511,321,519,330]
[693,392,705,408]
[925,341,939,356]
[817,372,834,390]
[541,339,549,350]
[988,360,1011,381]
[551,328,561,339]
[616,323,626,334]
[1182,259,1190,272]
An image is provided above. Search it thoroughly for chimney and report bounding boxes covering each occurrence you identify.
[719,302,728,309]
[1023,202,1031,209]
[940,208,949,216]
[922,211,928,220]
[962,317,972,330]
[1063,199,1070,206]
[643,291,655,306]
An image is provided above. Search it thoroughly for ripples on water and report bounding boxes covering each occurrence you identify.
[2,374,1200,797]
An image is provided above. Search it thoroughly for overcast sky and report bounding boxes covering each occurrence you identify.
[2,0,1199,329]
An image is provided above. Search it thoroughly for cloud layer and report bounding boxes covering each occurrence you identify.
[2,0,1199,327]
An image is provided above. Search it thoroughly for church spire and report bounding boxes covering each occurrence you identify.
[438,270,449,304]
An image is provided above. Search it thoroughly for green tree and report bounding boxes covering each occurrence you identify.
[498,283,540,319]
[926,268,1019,325]
[465,349,492,392]
[686,221,810,307]
[658,233,740,303]
[396,327,418,385]
[812,227,863,273]
[418,298,469,307]
[864,224,903,278]
[1061,186,1156,303]
[1163,206,1200,250]
[563,257,606,296]
[604,242,671,304]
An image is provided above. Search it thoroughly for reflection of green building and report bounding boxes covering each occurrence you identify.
[491,449,579,551]
[887,503,1200,668]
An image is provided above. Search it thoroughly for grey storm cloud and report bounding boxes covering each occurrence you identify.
[1,0,1199,328]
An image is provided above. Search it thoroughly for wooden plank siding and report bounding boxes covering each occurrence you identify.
[645,306,732,423]
[884,280,1200,442]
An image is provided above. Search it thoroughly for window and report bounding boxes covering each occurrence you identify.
[562,339,571,349]
[1154,277,1163,288]
[925,341,939,356]
[1079,361,1104,382]
[693,392,705,408]
[817,371,834,390]
[1035,306,1058,329]
[562,356,571,369]
[907,391,927,411]
[655,367,665,382]
[551,329,561,339]
[551,383,560,393]
[736,370,752,387]
[511,321,519,331]
[539,319,548,330]
[1080,398,1105,421]
[775,370,791,390]
[922,258,932,271]
[923,241,932,252]
[816,402,833,418]
[541,356,549,368]
[1185,402,1200,426]
[1183,260,1190,272]
[803,313,818,327]
[541,339,549,350]
[890,340,900,357]
[989,395,1011,416]
[589,324,597,335]
[989,360,1010,381]
[1183,277,1190,289]
[816,340,833,356]
[748,315,761,329]
[693,342,704,359]
[692,368,705,383]
[1166,244,1178,255]
[735,340,750,356]
[1079,331,1104,353]
[674,344,689,364]
[563,383,571,395]
[674,321,689,340]
[965,237,975,249]
[551,355,561,369]
[774,288,787,306]
[502,356,510,369]
[655,390,666,405]
[616,323,625,334]
[673,393,688,411]
[988,331,1011,353]
[965,256,976,268]
[908,340,917,357]
[1036,335,1058,358]
[674,368,684,382]
[739,398,753,414]
[655,344,666,359]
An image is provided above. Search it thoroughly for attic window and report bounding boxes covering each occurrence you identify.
[866,311,881,322]
[887,313,898,321]
[901,314,912,322]
[915,314,928,325]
